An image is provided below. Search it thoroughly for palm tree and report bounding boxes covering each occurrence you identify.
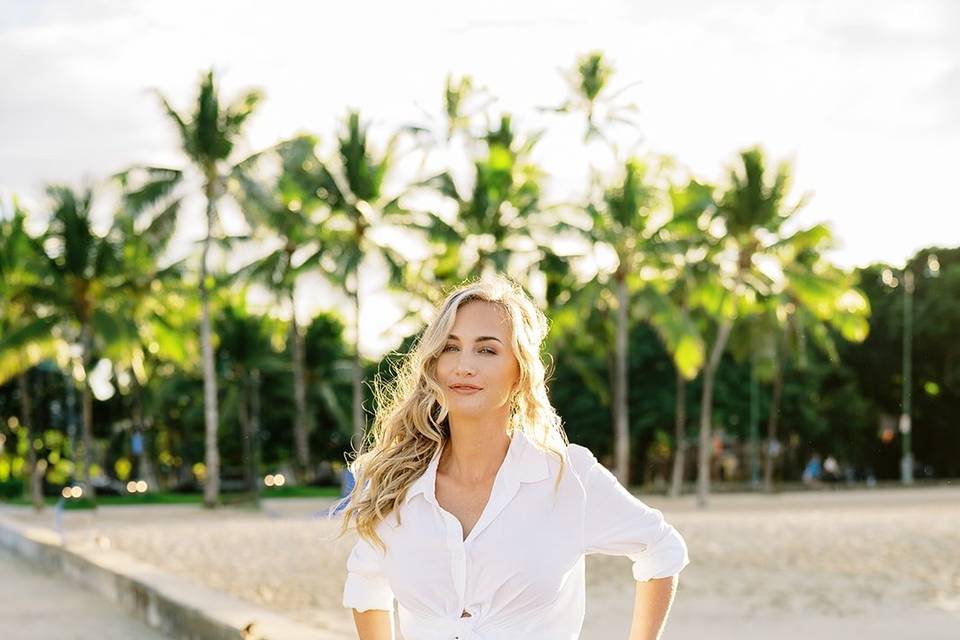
[729,227,870,491]
[407,74,495,149]
[215,291,280,504]
[546,52,708,486]
[542,51,641,145]
[28,185,129,503]
[107,177,189,490]
[657,180,720,498]
[0,201,61,511]
[230,134,343,483]
[601,159,660,485]
[415,114,549,295]
[137,69,263,507]
[695,146,826,507]
[552,160,706,485]
[316,111,416,447]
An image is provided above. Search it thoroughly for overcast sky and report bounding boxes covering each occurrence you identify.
[2,0,958,356]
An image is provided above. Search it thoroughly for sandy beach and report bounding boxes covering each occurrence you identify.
[4,486,959,639]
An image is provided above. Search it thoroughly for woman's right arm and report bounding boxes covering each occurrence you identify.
[352,609,395,640]
[343,532,397,639]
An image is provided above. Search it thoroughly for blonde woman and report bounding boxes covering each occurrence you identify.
[332,275,689,640]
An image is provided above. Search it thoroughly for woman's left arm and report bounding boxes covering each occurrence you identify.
[572,445,689,639]
[628,574,678,640]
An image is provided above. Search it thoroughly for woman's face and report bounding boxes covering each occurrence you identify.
[435,301,521,419]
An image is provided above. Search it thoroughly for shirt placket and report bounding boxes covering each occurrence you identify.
[438,509,481,639]
[440,509,467,608]
[425,435,527,639]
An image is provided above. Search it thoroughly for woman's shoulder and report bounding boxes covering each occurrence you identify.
[562,441,600,477]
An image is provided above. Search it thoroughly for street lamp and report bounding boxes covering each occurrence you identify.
[884,253,940,485]
[899,268,914,485]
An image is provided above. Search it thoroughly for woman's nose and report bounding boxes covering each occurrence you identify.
[454,357,476,376]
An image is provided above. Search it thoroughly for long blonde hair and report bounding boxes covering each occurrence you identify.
[334,274,569,551]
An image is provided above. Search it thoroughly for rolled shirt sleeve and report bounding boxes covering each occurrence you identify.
[579,448,690,582]
[342,533,396,612]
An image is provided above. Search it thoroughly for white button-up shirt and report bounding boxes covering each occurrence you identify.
[339,430,690,639]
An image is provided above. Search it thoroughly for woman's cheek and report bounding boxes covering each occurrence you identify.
[434,357,451,383]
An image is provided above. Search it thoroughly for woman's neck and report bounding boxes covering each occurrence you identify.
[441,413,511,484]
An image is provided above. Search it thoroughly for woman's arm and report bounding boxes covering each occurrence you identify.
[352,608,395,640]
[570,445,688,639]
[627,574,678,640]
[343,532,396,638]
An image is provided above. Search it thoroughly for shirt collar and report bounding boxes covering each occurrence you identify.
[403,429,549,505]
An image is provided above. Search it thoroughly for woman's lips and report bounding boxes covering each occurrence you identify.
[450,385,482,394]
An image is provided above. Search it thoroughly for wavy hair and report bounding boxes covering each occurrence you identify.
[334,274,569,552]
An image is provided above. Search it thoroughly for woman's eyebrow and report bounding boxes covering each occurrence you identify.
[447,334,504,344]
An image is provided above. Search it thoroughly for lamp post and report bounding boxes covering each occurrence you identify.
[899,268,914,485]
[886,253,940,485]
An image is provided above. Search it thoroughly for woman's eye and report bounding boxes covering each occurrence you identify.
[442,345,495,354]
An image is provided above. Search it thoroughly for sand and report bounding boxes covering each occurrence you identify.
[4,486,959,639]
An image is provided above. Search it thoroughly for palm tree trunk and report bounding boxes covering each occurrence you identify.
[131,379,158,491]
[250,368,263,503]
[17,372,44,512]
[613,273,630,485]
[351,273,365,449]
[64,368,78,467]
[201,175,221,508]
[80,320,97,505]
[289,289,310,484]
[696,317,734,509]
[669,367,687,499]
[250,369,263,504]
[238,369,258,505]
[763,342,785,492]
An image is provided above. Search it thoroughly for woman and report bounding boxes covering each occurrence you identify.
[332,275,689,639]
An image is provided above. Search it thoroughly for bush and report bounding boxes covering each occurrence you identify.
[0,478,24,500]
[63,496,97,510]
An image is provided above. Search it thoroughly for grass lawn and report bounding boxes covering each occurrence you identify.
[2,484,341,509]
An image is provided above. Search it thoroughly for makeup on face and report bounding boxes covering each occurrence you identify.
[436,302,519,410]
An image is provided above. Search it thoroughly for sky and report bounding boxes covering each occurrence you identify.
[2,0,958,357]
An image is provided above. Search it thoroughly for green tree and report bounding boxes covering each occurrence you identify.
[144,69,263,507]
[552,160,706,485]
[29,185,130,503]
[0,202,60,510]
[231,134,343,483]
[215,291,281,503]
[657,180,719,498]
[543,51,641,145]
[107,178,192,491]
[729,239,870,492]
[415,114,548,297]
[765,230,868,490]
[546,52,706,486]
[696,146,829,507]
[317,110,415,447]
[407,74,494,149]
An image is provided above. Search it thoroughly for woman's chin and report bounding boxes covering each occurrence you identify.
[446,399,507,418]
[448,401,487,415]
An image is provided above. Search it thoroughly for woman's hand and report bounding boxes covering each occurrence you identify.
[627,574,679,640]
